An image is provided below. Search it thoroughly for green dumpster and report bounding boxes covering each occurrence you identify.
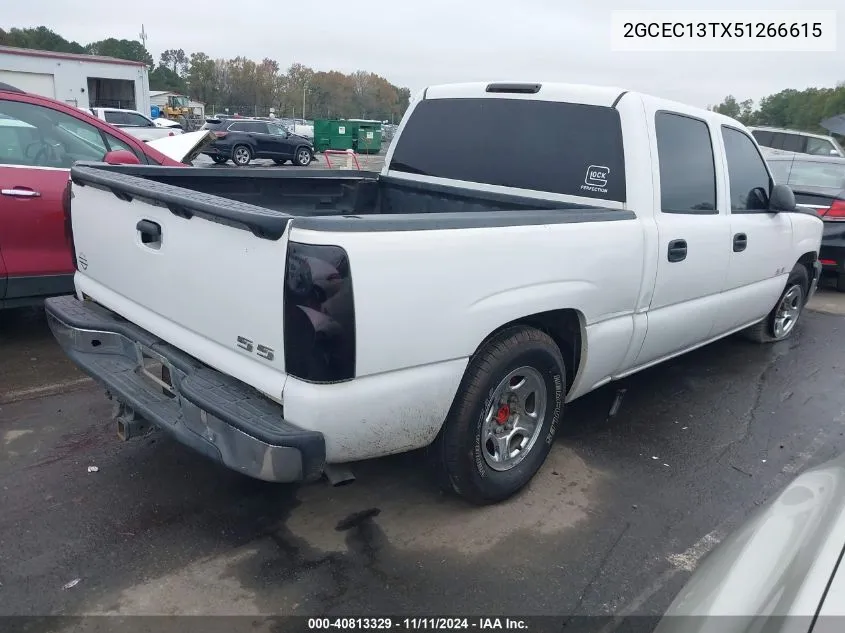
[355,125,382,154]
[313,119,354,152]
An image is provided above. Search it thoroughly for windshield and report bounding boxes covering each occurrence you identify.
[782,159,845,190]
[173,96,189,107]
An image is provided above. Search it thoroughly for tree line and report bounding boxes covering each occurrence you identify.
[710,84,845,137]
[0,26,412,121]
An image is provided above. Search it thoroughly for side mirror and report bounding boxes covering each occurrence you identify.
[769,184,796,213]
[831,149,841,156]
[103,150,141,165]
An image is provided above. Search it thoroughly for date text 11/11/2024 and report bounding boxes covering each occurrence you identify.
[307,618,529,630]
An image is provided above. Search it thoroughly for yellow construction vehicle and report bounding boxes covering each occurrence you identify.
[160,94,195,131]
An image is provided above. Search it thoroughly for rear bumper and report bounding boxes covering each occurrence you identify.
[44,295,325,483]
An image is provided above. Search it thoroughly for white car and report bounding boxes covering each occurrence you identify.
[749,126,844,157]
[46,82,822,504]
[88,107,183,142]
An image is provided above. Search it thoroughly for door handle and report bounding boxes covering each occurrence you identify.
[136,219,162,245]
[1,188,41,198]
[667,239,687,262]
[733,232,748,252]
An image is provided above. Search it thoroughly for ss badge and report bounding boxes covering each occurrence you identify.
[236,336,274,361]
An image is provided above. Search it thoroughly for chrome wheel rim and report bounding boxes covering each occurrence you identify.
[773,284,803,338]
[481,366,547,472]
[234,148,249,164]
[297,150,310,165]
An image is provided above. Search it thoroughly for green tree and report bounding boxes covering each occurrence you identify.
[86,38,153,66]
[149,65,186,93]
[160,48,188,76]
[186,52,218,103]
[0,26,85,53]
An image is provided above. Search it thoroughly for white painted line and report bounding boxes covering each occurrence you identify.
[0,377,95,404]
[599,425,834,627]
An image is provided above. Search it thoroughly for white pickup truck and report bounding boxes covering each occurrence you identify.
[87,107,183,142]
[47,82,823,504]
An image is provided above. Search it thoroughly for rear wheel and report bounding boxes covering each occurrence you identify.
[743,264,809,343]
[431,326,565,504]
[294,147,312,167]
[231,145,252,167]
[210,156,228,165]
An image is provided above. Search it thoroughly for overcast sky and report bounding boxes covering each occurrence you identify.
[5,0,843,108]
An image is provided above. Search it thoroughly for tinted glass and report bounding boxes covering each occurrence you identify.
[722,126,772,212]
[767,159,793,184]
[228,122,248,132]
[389,98,626,201]
[268,124,287,136]
[806,137,837,156]
[0,99,107,167]
[751,130,775,147]
[655,112,717,214]
[103,111,126,124]
[786,160,845,189]
[123,112,151,127]
[779,133,805,153]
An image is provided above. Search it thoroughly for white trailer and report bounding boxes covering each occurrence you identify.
[0,45,150,114]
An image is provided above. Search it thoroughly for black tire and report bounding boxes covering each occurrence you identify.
[231,144,252,167]
[836,274,845,293]
[294,146,312,167]
[210,156,228,165]
[743,264,809,343]
[273,158,287,165]
[431,326,565,505]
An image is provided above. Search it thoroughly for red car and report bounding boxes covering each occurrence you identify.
[0,83,186,309]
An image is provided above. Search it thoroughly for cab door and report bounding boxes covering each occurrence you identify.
[712,125,794,334]
[633,105,731,367]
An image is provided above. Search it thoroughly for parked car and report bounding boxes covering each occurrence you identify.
[200,117,314,166]
[46,81,822,504]
[750,126,844,157]
[0,82,210,309]
[766,152,845,292]
[655,452,845,632]
[88,107,183,142]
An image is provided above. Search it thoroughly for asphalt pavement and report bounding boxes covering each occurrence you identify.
[2,285,845,626]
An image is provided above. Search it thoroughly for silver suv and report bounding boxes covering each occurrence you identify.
[750,126,844,157]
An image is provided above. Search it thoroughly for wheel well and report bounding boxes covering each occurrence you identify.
[796,251,817,293]
[474,309,584,395]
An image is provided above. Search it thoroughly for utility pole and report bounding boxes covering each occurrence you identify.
[302,82,308,121]
[139,24,148,49]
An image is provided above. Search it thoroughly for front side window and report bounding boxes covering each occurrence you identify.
[268,124,288,137]
[389,97,627,201]
[722,126,772,212]
[246,121,268,134]
[0,99,108,168]
[655,112,717,214]
[123,112,152,127]
[806,137,837,156]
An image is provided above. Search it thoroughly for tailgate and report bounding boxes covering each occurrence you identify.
[69,164,292,398]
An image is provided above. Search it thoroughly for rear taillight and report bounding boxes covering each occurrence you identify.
[62,179,76,268]
[284,242,355,382]
[822,200,845,221]
[213,131,228,138]
[168,131,175,136]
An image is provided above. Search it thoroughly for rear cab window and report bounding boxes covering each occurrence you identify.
[388,97,626,202]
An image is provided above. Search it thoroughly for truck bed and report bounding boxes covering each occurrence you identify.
[70,164,633,239]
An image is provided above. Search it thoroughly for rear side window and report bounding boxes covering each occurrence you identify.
[722,126,772,212]
[751,130,775,147]
[655,112,717,214]
[389,98,626,202]
[776,133,805,153]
